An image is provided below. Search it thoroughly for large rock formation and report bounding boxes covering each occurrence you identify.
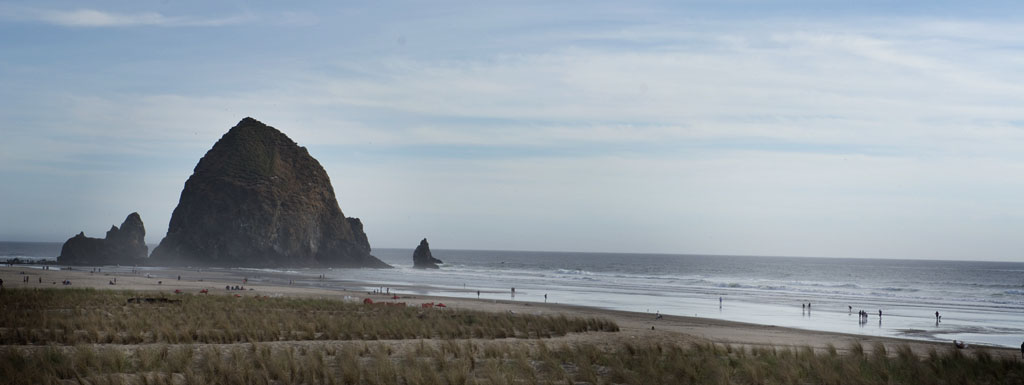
[150,117,389,268]
[412,238,442,269]
[58,213,148,265]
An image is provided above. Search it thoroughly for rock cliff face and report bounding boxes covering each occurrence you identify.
[150,117,389,268]
[58,213,148,265]
[412,238,442,269]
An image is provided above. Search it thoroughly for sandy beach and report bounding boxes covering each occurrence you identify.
[3,265,1017,361]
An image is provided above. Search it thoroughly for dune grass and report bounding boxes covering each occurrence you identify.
[2,339,1022,385]
[0,288,617,345]
[2,288,1021,384]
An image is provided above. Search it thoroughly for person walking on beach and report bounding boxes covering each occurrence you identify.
[878,309,882,318]
[544,293,548,303]
[477,290,480,298]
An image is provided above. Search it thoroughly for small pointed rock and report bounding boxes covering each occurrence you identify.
[413,238,443,269]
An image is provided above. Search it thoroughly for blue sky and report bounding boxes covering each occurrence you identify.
[3,1,1024,261]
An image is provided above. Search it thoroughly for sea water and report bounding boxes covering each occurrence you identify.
[347,249,1024,348]
[4,242,1022,348]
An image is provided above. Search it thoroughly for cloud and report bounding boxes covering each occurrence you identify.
[3,7,252,27]
[11,17,1024,161]
[265,25,1024,158]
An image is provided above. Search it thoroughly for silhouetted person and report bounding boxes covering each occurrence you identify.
[848,305,852,313]
[878,309,882,318]
[1020,341,1023,358]
[544,293,548,303]
[476,290,480,298]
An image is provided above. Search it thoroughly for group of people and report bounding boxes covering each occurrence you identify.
[225,285,246,290]
[854,309,882,325]
[854,309,882,319]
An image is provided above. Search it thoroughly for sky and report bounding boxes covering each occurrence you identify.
[2,1,1024,261]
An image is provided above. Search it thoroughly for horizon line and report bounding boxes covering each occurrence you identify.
[2,239,1019,264]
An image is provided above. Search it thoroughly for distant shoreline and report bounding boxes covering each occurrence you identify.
[5,242,1024,264]
[1,265,1017,358]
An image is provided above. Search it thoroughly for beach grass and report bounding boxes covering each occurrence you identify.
[3,338,1022,384]
[0,288,617,345]
[2,288,1022,384]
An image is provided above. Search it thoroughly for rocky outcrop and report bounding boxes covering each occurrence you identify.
[412,238,442,269]
[58,213,148,265]
[150,117,390,268]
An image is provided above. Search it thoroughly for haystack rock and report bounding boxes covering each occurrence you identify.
[58,213,148,265]
[150,117,390,268]
[412,238,442,269]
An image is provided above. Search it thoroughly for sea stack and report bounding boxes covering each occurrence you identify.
[57,213,148,265]
[412,238,443,269]
[150,117,390,268]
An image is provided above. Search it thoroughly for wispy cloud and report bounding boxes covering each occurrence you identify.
[2,7,252,27]
[266,24,1024,156]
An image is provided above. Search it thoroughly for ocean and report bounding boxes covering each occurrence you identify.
[4,242,1023,348]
